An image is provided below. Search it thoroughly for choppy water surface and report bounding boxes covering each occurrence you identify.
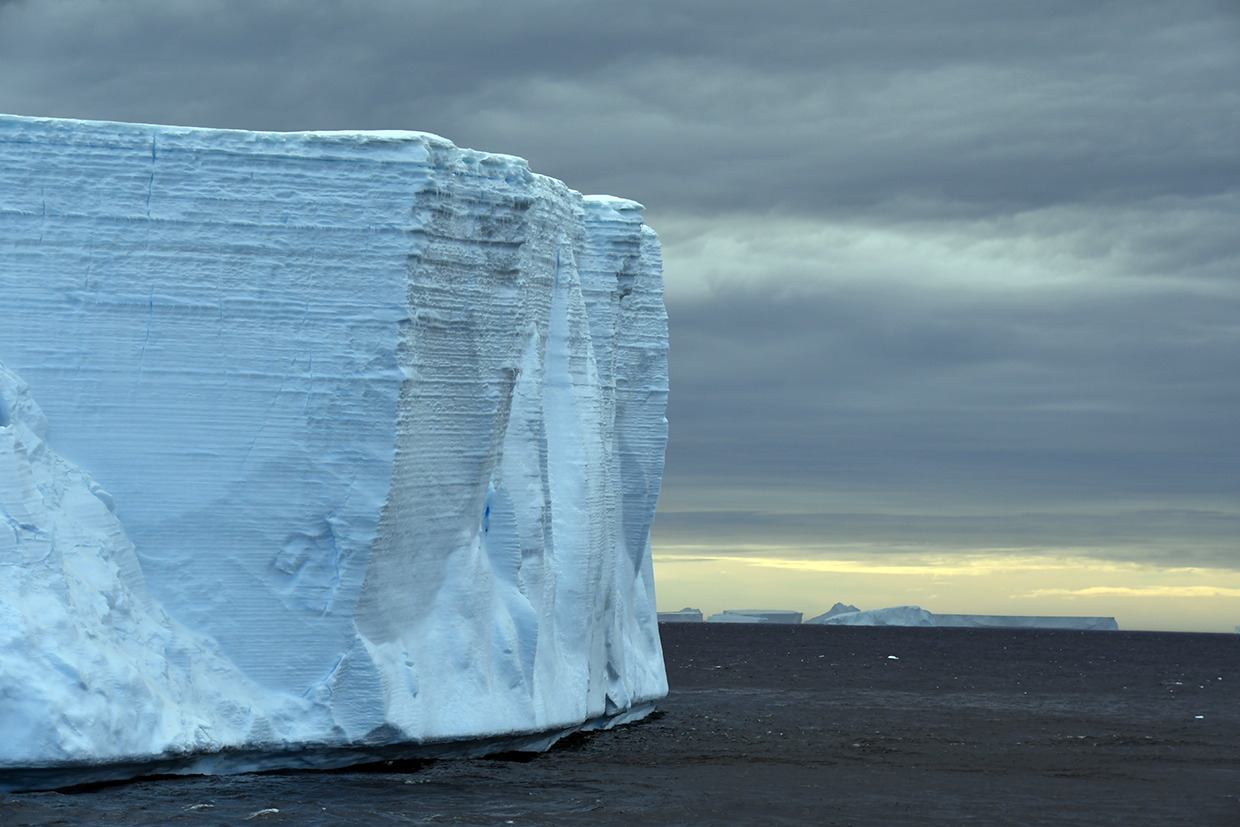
[5,626,1240,826]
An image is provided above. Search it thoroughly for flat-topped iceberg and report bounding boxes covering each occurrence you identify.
[806,606,937,627]
[0,114,669,789]
[0,363,299,774]
[658,608,704,622]
[706,609,803,624]
[806,606,1118,630]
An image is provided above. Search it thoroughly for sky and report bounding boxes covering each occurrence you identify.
[2,0,1237,631]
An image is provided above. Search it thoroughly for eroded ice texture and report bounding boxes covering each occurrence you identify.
[0,363,311,772]
[0,114,668,786]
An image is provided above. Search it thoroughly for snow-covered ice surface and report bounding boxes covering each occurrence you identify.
[0,114,668,789]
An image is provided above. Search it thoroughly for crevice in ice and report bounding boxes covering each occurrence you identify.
[323,518,343,616]
[145,133,156,220]
[239,352,297,469]
[83,230,96,291]
[138,290,154,369]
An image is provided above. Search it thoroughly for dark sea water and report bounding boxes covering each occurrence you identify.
[4,625,1239,826]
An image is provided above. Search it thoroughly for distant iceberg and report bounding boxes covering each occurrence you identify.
[809,602,860,622]
[805,606,1118,630]
[933,614,1119,631]
[658,608,704,623]
[806,606,936,627]
[706,609,803,624]
[0,114,669,789]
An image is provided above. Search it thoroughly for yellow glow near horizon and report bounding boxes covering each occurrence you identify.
[652,547,1240,633]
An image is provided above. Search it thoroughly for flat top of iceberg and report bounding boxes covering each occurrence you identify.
[0,113,537,170]
[583,194,646,211]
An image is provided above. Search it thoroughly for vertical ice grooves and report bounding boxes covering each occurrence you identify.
[0,114,668,780]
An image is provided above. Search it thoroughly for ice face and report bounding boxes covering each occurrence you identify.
[0,114,668,786]
[0,362,310,774]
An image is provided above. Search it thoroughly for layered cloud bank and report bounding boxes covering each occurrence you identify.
[0,115,668,789]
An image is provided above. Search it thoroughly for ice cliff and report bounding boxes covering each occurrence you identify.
[0,363,299,772]
[0,114,669,788]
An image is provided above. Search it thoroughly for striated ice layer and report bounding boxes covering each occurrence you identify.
[0,114,668,788]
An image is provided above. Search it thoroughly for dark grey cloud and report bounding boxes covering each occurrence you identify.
[2,0,1238,583]
[661,277,1240,568]
[666,284,1240,475]
[652,507,1240,566]
[1,1,1237,217]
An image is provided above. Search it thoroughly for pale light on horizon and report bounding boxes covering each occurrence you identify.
[653,547,1240,634]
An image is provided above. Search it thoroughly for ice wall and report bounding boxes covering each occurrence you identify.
[0,114,668,786]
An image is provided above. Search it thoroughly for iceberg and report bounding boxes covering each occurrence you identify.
[657,608,704,622]
[813,602,860,621]
[805,606,1118,630]
[807,606,937,627]
[0,115,669,789]
[933,614,1119,631]
[706,609,803,624]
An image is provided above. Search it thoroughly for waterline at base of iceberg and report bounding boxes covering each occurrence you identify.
[0,702,658,793]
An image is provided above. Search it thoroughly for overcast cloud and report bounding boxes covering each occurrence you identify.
[2,1,1238,613]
